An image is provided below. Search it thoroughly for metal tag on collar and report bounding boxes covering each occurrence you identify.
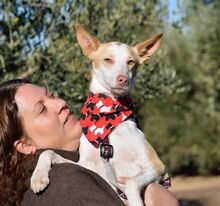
[117,188,127,200]
[100,143,114,159]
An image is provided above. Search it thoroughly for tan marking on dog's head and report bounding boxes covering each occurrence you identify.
[90,42,139,73]
[128,47,140,77]
[89,43,114,69]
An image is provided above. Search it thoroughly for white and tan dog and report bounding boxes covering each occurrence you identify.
[31,24,169,206]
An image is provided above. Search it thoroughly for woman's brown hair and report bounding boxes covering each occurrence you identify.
[0,79,36,205]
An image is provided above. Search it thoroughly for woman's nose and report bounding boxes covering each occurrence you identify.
[49,97,67,113]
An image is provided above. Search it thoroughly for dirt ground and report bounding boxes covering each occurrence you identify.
[169,176,220,206]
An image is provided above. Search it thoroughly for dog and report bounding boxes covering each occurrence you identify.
[30,24,170,206]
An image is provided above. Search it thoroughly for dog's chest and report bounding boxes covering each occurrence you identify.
[79,120,148,178]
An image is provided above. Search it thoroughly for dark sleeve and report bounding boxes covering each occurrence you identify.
[22,163,124,206]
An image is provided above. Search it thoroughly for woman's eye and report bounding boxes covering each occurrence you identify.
[127,60,135,66]
[48,91,56,98]
[104,58,114,64]
[50,93,55,98]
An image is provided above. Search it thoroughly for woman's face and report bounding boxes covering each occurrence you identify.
[15,83,82,151]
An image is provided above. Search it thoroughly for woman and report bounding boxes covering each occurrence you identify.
[0,79,178,206]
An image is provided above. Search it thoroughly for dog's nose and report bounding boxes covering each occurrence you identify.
[116,75,128,86]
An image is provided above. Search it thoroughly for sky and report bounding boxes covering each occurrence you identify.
[167,0,183,23]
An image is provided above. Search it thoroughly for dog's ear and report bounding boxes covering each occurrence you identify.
[134,33,163,64]
[75,24,101,57]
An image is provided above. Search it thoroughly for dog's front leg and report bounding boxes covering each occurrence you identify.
[31,150,75,193]
[125,165,159,206]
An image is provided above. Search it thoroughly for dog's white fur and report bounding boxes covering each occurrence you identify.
[31,24,168,206]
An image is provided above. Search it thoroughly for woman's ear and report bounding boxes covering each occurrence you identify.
[14,137,37,154]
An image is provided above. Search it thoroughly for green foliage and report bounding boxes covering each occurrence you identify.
[0,0,178,116]
[142,0,220,175]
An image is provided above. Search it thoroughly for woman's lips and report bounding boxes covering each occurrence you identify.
[66,113,73,122]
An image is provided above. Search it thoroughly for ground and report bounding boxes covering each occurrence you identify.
[170,176,220,206]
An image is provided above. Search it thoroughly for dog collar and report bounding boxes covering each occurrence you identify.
[80,93,134,146]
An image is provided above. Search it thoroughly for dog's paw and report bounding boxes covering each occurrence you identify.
[30,168,50,193]
[125,179,144,206]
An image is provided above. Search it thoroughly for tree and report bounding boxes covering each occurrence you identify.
[142,0,220,175]
[0,0,180,115]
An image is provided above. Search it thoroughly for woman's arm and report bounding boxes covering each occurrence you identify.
[117,177,179,206]
[22,163,124,206]
[143,183,179,206]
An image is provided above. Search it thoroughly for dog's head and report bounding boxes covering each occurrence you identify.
[75,24,162,98]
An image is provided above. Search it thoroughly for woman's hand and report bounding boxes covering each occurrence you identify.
[117,177,179,206]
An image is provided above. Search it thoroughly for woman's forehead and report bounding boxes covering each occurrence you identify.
[15,84,46,112]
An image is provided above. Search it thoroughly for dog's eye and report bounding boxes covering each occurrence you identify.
[104,58,114,64]
[127,60,135,66]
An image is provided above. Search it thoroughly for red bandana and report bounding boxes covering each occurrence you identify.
[80,93,134,146]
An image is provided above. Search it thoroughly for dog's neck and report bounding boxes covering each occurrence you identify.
[89,74,111,96]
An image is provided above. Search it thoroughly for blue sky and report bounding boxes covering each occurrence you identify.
[167,0,183,22]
